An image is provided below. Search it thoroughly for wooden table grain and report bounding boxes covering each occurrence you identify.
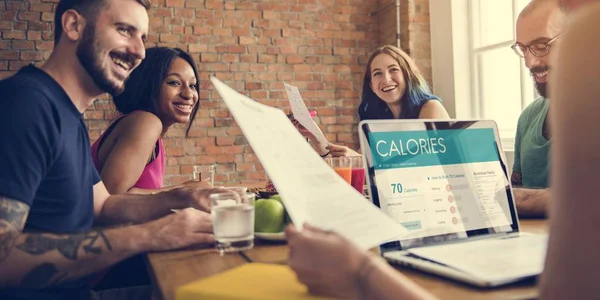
[146,248,248,300]
[147,219,547,300]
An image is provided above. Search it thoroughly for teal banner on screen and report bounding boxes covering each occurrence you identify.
[368,128,499,170]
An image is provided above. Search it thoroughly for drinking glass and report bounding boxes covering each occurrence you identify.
[325,157,352,184]
[348,156,366,194]
[210,191,255,253]
[193,165,215,187]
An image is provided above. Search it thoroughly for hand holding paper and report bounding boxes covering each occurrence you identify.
[211,76,407,250]
[284,82,330,147]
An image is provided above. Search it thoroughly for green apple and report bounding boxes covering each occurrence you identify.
[268,195,292,228]
[270,194,282,204]
[254,199,285,233]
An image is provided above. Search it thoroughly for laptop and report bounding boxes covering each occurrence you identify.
[358,119,548,288]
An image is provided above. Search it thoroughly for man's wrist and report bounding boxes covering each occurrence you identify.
[129,222,157,252]
[161,187,192,208]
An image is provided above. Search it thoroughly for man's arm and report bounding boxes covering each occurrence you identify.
[511,172,549,217]
[0,196,144,287]
[93,181,228,225]
[0,196,213,288]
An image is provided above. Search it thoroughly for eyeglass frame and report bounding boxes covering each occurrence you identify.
[510,33,563,58]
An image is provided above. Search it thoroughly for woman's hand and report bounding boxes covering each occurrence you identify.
[288,113,361,157]
[327,144,361,157]
[285,223,371,299]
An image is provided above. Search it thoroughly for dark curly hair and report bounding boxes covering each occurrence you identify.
[112,46,200,136]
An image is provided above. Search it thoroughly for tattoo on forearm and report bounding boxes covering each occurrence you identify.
[14,231,112,287]
[18,263,69,288]
[0,197,29,261]
[0,223,18,261]
[16,231,113,259]
[0,198,29,229]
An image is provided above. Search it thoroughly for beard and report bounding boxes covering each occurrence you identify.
[530,66,549,98]
[76,24,125,97]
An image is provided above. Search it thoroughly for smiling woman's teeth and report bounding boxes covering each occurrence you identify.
[175,104,192,110]
[382,86,396,92]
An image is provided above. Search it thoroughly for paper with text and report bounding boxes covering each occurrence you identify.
[283,82,329,146]
[407,234,548,281]
[211,76,408,250]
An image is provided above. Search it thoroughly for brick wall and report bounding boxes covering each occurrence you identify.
[377,0,432,85]
[1,0,432,186]
[401,0,433,85]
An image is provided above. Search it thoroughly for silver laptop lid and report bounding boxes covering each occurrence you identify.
[358,120,520,253]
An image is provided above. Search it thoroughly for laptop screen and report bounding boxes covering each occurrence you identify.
[358,120,519,252]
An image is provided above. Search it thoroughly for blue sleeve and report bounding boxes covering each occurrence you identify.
[0,87,60,205]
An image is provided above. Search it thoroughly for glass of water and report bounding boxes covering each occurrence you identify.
[210,191,255,253]
[193,165,215,187]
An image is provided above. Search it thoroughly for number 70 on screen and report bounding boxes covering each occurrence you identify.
[391,183,403,194]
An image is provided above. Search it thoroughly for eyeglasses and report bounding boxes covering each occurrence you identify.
[511,34,562,58]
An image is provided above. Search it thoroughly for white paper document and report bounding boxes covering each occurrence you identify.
[407,234,548,281]
[211,76,408,250]
[283,82,329,146]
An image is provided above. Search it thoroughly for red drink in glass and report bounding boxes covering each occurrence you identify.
[351,168,366,193]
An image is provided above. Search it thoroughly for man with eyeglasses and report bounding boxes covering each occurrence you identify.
[508,0,567,218]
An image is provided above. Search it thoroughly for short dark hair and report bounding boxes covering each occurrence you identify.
[112,47,201,137]
[53,0,151,45]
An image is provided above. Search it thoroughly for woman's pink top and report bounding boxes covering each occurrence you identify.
[90,114,165,190]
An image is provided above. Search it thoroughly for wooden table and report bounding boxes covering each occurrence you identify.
[146,219,547,300]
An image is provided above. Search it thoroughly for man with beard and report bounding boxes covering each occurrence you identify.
[0,0,226,299]
[509,0,566,217]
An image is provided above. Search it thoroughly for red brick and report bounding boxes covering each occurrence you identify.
[27,31,42,41]
[238,36,255,45]
[30,3,54,12]
[245,82,263,90]
[166,0,184,7]
[6,2,26,11]
[154,8,172,17]
[221,54,238,63]
[18,12,40,21]
[159,34,180,43]
[286,55,303,64]
[212,27,230,36]
[227,45,245,53]
[9,61,29,71]
[20,51,43,61]
[262,11,279,20]
[200,53,218,62]
[0,21,12,30]
[12,41,34,50]
[256,54,274,63]
[41,12,54,22]
[0,50,19,60]
[216,136,235,146]
[2,30,25,40]
[35,41,53,50]
[205,0,224,9]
